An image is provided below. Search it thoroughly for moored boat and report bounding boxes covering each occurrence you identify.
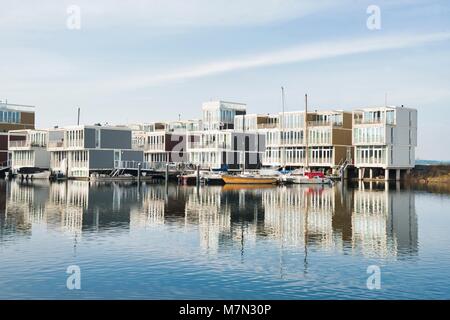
[222,174,278,185]
[201,171,225,185]
[288,171,333,185]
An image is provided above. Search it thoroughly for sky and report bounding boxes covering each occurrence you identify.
[0,0,449,160]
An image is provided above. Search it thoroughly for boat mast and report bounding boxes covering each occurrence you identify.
[281,87,285,170]
[305,94,309,171]
[242,113,246,173]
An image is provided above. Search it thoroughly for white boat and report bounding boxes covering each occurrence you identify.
[18,170,51,180]
[201,171,225,185]
[286,170,333,185]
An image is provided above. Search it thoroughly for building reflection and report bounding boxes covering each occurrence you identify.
[0,180,418,259]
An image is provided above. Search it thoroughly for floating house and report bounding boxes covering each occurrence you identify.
[353,106,417,180]
[8,129,50,174]
[141,120,201,166]
[239,110,353,172]
[0,102,35,169]
[47,125,143,178]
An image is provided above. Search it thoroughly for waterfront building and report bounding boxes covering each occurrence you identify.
[237,110,353,172]
[0,102,35,168]
[8,129,50,173]
[186,129,265,170]
[47,125,143,178]
[141,120,201,166]
[186,101,265,170]
[352,106,417,180]
[202,100,246,130]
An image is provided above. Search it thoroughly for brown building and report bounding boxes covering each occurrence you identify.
[0,102,35,167]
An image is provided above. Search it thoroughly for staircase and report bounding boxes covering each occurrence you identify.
[335,158,352,179]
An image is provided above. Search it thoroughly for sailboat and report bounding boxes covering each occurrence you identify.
[221,174,278,185]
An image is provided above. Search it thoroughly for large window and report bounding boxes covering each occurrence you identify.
[0,110,21,124]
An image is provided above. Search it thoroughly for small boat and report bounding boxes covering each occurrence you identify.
[17,168,50,180]
[29,170,51,180]
[201,171,225,185]
[288,171,333,185]
[222,173,278,185]
[178,172,198,185]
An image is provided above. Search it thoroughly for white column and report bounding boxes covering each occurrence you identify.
[396,169,401,181]
[369,168,374,180]
[385,169,390,181]
[358,168,364,180]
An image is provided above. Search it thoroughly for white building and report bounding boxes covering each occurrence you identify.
[187,129,265,170]
[8,129,50,173]
[141,120,201,166]
[202,100,246,131]
[353,106,417,180]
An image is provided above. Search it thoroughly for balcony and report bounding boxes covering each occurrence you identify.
[48,140,65,149]
[308,120,343,127]
[144,144,165,152]
[257,123,278,130]
[9,140,47,149]
[354,118,384,125]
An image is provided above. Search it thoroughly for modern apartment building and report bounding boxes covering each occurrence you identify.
[186,129,265,170]
[0,102,35,167]
[352,106,417,180]
[186,102,264,170]
[202,100,246,130]
[47,125,143,178]
[241,110,353,171]
[140,120,201,165]
[8,129,50,173]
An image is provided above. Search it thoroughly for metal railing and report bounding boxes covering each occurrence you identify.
[354,118,384,125]
[48,141,65,148]
[308,120,343,127]
[9,140,47,148]
[114,160,154,170]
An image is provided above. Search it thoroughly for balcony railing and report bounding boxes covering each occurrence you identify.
[354,118,384,125]
[308,120,343,127]
[144,144,165,151]
[48,141,65,148]
[114,160,153,170]
[9,140,47,148]
[257,123,278,129]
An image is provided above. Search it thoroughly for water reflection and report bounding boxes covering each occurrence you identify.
[0,180,418,259]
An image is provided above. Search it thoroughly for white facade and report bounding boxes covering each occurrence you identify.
[187,130,264,170]
[140,120,200,165]
[353,106,417,171]
[8,130,50,171]
[202,100,246,131]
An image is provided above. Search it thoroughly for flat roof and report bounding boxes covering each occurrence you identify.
[0,102,35,112]
[48,125,133,131]
[353,106,417,112]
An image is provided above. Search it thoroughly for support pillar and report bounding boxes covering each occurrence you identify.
[358,168,365,180]
[385,169,390,181]
[369,168,374,180]
[396,169,401,181]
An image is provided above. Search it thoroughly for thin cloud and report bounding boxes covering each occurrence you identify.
[115,32,450,88]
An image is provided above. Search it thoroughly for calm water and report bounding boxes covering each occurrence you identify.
[0,179,449,300]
